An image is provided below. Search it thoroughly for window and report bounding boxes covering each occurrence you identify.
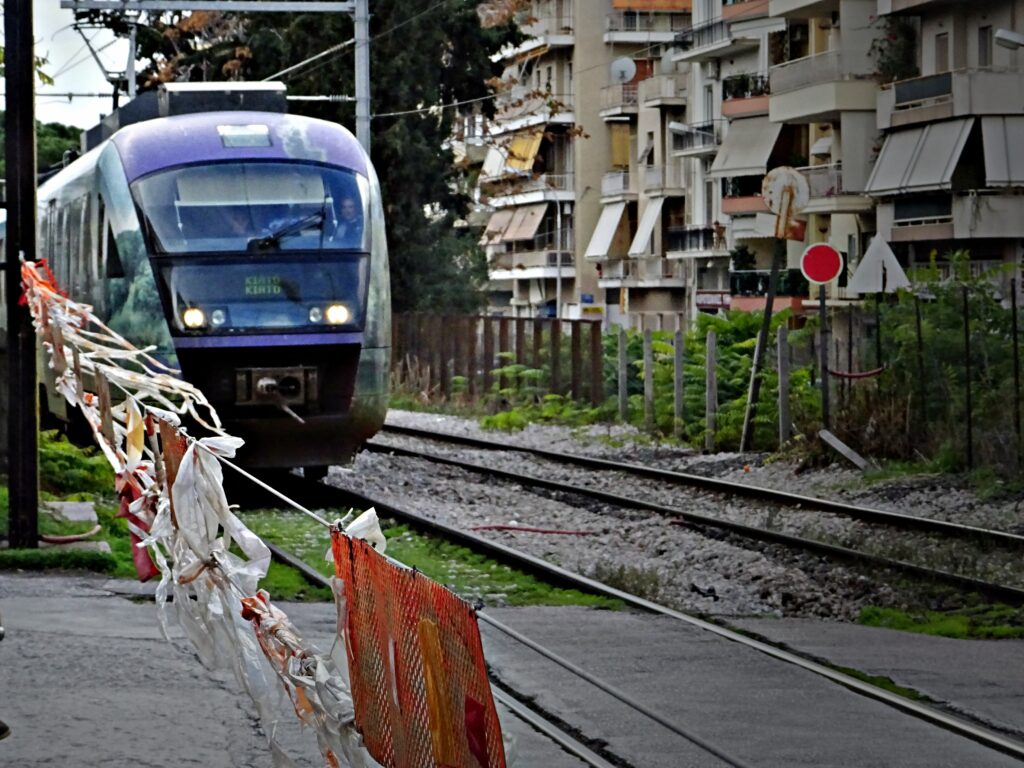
[935,32,949,72]
[979,25,993,68]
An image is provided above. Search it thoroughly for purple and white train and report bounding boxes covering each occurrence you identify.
[34,83,390,476]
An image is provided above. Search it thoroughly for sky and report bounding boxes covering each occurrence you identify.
[12,0,130,129]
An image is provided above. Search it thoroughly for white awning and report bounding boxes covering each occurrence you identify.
[865,118,974,196]
[982,116,1024,187]
[503,203,549,242]
[628,197,665,257]
[709,117,782,178]
[479,209,514,245]
[585,201,627,259]
[481,145,508,178]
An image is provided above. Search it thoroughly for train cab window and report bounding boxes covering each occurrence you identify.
[132,162,370,254]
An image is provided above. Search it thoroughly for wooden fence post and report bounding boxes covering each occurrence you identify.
[673,329,684,440]
[571,320,582,401]
[777,324,790,446]
[515,317,526,366]
[467,316,478,401]
[482,316,494,396]
[706,329,718,452]
[439,315,450,401]
[643,329,654,432]
[532,318,544,371]
[550,319,562,395]
[618,326,628,420]
[590,321,603,406]
[498,317,510,392]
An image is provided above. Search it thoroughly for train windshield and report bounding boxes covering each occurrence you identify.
[132,162,370,254]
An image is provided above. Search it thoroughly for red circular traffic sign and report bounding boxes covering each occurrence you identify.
[800,243,843,284]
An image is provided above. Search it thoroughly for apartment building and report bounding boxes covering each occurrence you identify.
[476,0,693,326]
[868,0,1024,287]
[470,0,1024,327]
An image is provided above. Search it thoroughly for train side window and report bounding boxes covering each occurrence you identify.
[105,223,125,278]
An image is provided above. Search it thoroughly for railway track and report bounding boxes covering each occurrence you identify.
[256,472,1024,764]
[365,426,1024,604]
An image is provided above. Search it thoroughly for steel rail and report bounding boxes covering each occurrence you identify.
[262,538,740,767]
[268,476,1024,762]
[364,441,1024,605]
[378,424,1024,548]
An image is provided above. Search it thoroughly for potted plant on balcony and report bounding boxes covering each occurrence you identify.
[730,243,755,272]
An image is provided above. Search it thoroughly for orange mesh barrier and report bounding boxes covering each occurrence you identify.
[331,531,506,768]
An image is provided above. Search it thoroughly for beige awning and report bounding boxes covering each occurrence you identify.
[585,202,627,259]
[628,197,665,257]
[982,116,1024,187]
[810,135,833,157]
[506,130,544,173]
[865,118,974,196]
[709,117,782,178]
[503,203,548,242]
[479,209,515,245]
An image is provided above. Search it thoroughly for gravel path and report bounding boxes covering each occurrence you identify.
[318,410,1024,621]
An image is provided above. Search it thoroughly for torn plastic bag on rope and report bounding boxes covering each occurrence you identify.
[331,530,507,768]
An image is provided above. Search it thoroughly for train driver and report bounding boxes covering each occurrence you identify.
[332,195,364,248]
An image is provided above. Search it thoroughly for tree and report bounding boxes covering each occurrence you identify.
[0,113,82,178]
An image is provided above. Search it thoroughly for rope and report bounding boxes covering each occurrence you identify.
[828,366,885,380]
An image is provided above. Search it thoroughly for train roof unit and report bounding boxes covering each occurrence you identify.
[82,81,289,152]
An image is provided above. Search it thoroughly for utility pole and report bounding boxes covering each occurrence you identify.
[354,0,371,153]
[5,0,40,547]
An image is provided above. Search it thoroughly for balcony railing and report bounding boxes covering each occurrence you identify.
[893,196,953,224]
[607,258,687,282]
[516,15,575,37]
[893,71,951,106]
[798,164,844,198]
[602,170,633,196]
[667,226,726,253]
[510,172,575,194]
[601,82,639,110]
[606,10,691,33]
[643,164,683,191]
[722,73,770,100]
[696,289,731,309]
[671,121,721,153]
[640,72,687,103]
[674,18,729,51]
[769,49,875,95]
[495,89,575,120]
[492,249,574,271]
[731,268,809,297]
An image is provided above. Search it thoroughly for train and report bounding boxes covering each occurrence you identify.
[20,82,390,476]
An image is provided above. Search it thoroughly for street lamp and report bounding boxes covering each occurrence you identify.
[995,28,1024,50]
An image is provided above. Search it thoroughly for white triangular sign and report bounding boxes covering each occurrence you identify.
[848,235,911,294]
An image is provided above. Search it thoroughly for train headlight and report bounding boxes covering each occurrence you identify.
[308,306,324,323]
[210,309,227,327]
[325,304,350,325]
[182,307,206,329]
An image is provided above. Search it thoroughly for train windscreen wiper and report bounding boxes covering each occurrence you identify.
[247,210,325,252]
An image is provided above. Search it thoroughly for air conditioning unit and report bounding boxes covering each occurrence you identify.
[703,60,720,80]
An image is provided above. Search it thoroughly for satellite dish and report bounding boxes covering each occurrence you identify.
[609,57,637,83]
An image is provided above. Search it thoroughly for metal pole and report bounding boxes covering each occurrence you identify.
[5,0,40,548]
[354,0,371,153]
[1013,278,1022,466]
[556,201,562,320]
[819,284,829,431]
[127,20,138,99]
[963,286,973,471]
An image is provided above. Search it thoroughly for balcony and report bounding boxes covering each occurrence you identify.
[485,172,575,207]
[639,73,687,108]
[667,226,729,255]
[490,248,574,281]
[642,164,685,194]
[797,164,873,214]
[601,170,637,200]
[878,191,1024,242]
[494,88,575,131]
[769,49,876,123]
[769,0,839,17]
[671,120,722,156]
[599,257,688,287]
[878,69,1024,130]
[672,18,760,63]
[730,268,810,313]
[722,175,770,215]
[721,73,770,118]
[600,82,640,120]
[604,10,691,43]
[497,15,574,61]
[877,0,944,13]
[722,0,770,21]
[696,290,731,310]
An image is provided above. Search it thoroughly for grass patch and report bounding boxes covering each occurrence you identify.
[858,604,1024,640]
[237,509,624,609]
[0,546,116,573]
[833,664,927,701]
